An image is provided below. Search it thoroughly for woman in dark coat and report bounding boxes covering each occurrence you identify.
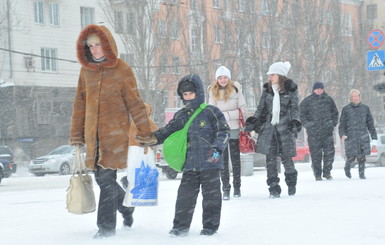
[246,61,301,198]
[339,89,377,179]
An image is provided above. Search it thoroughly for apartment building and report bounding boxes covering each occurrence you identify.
[0,0,376,162]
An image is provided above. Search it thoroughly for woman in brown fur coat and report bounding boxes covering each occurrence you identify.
[70,24,156,239]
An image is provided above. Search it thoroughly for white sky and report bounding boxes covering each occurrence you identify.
[1,159,384,245]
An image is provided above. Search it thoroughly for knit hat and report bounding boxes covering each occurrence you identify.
[86,34,100,45]
[313,82,324,90]
[266,61,291,76]
[178,80,196,94]
[215,66,231,80]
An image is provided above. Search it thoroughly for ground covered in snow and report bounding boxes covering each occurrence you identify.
[1,160,384,245]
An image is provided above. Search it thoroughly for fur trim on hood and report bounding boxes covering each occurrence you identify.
[76,24,119,71]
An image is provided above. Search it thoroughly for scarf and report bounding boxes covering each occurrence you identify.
[271,84,280,125]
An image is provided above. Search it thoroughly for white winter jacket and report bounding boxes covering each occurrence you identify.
[208,82,247,130]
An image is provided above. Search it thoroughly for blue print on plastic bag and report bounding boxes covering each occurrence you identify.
[131,161,159,200]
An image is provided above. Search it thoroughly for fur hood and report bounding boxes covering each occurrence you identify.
[76,24,119,71]
[263,79,298,93]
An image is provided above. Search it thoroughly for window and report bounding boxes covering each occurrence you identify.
[238,0,245,12]
[171,21,179,39]
[49,3,59,26]
[80,7,95,29]
[159,55,168,74]
[262,31,269,49]
[191,27,200,53]
[114,11,124,33]
[214,25,221,43]
[34,2,44,24]
[126,12,135,33]
[213,0,220,9]
[366,4,377,21]
[158,20,166,38]
[172,56,180,74]
[190,0,198,10]
[41,48,58,71]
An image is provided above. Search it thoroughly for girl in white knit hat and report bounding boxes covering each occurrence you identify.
[208,65,247,200]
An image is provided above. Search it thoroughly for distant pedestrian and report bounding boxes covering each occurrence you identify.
[300,82,339,181]
[138,74,229,236]
[208,65,247,200]
[339,89,377,179]
[245,61,301,198]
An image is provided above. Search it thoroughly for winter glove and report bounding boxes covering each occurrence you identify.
[245,116,258,132]
[135,134,158,147]
[289,120,302,133]
[207,147,222,163]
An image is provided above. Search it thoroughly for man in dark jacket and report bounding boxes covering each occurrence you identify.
[300,82,338,181]
[339,89,377,179]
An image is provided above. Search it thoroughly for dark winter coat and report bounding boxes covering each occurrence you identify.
[70,25,151,170]
[339,102,377,157]
[253,80,300,157]
[154,74,230,171]
[300,92,338,136]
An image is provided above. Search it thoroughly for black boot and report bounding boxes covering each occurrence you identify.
[358,163,366,179]
[268,184,281,198]
[344,166,351,179]
[285,171,298,196]
[223,190,230,200]
[233,188,241,198]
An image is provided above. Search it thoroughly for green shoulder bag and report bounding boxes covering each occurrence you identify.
[163,103,208,172]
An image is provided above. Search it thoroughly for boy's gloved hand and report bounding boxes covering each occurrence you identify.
[135,134,158,147]
[207,148,221,163]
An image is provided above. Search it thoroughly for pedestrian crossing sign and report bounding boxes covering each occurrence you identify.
[367,50,385,71]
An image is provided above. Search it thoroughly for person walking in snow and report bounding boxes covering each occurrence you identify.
[208,65,247,200]
[143,74,229,236]
[300,82,338,181]
[245,61,301,198]
[339,89,377,179]
[69,24,156,239]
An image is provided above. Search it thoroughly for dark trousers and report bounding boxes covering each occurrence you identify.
[94,167,135,233]
[265,128,297,190]
[221,139,241,191]
[345,152,366,175]
[173,169,222,231]
[308,133,335,177]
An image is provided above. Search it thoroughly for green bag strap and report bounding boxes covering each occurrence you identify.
[182,103,208,131]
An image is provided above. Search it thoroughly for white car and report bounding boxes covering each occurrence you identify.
[29,145,86,176]
[367,134,385,166]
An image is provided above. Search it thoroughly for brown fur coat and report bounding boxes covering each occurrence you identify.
[70,24,151,170]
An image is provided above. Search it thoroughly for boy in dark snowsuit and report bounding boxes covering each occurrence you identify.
[151,74,229,236]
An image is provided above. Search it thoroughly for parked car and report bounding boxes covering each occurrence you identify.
[0,162,4,184]
[366,134,385,166]
[253,139,310,167]
[29,145,86,176]
[293,140,311,163]
[0,146,17,177]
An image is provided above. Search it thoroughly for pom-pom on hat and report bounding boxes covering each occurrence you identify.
[86,34,100,45]
[313,82,324,90]
[215,66,231,80]
[266,61,291,76]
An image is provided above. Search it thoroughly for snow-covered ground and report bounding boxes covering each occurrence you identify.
[1,159,384,245]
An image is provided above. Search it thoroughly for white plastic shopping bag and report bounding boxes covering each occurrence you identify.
[123,146,159,207]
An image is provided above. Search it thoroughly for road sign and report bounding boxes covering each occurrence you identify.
[367,29,384,49]
[367,50,385,71]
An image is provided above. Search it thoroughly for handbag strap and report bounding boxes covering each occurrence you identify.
[183,103,208,131]
[238,109,246,128]
[71,146,84,175]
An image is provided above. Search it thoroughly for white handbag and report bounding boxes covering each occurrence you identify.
[66,146,96,214]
